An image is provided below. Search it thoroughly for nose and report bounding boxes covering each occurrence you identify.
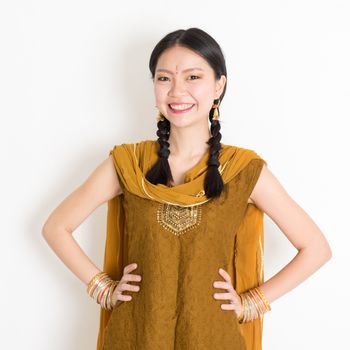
[168,77,187,97]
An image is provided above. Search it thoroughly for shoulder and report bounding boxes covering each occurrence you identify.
[221,143,267,205]
[221,143,267,166]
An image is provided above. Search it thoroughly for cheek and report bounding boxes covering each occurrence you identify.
[190,85,214,108]
[190,81,214,97]
[154,85,168,103]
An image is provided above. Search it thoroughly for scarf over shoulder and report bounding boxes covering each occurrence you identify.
[96,140,267,350]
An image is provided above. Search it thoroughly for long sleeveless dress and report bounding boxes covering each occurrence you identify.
[99,140,267,350]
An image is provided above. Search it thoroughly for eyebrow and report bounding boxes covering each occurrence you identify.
[155,67,204,74]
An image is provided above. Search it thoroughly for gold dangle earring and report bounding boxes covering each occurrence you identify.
[212,102,220,120]
[156,108,165,122]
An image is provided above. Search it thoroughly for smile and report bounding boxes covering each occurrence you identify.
[168,104,195,113]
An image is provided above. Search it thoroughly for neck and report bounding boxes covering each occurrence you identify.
[167,123,212,159]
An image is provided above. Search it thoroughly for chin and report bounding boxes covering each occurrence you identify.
[169,117,206,129]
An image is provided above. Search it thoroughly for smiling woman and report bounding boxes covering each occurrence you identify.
[41,27,332,350]
[97,28,270,350]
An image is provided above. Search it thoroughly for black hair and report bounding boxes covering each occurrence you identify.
[145,27,227,199]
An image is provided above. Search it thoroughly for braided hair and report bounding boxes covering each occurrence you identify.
[205,97,224,198]
[146,116,173,186]
[146,28,227,199]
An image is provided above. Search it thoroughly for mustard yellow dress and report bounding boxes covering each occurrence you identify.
[97,140,267,350]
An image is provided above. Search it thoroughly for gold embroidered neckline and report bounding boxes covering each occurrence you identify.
[157,183,204,236]
[156,202,203,236]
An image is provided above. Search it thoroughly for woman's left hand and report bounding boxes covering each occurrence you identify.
[213,268,242,317]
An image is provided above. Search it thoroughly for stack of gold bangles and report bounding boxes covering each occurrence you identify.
[86,271,119,310]
[237,287,271,323]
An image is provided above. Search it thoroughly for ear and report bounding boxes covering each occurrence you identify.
[215,75,227,99]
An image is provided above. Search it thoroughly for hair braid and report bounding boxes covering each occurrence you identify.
[204,98,224,199]
[145,115,173,186]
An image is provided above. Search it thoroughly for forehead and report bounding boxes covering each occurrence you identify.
[155,46,211,72]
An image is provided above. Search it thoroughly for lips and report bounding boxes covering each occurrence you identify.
[168,103,195,113]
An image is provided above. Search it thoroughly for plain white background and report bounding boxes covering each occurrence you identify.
[1,0,349,349]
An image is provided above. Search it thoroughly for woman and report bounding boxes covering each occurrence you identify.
[42,28,332,350]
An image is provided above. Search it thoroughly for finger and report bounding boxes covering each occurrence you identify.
[118,294,132,301]
[213,292,233,300]
[124,273,142,282]
[120,283,140,292]
[124,263,138,274]
[213,281,231,290]
[218,268,232,283]
[220,303,236,311]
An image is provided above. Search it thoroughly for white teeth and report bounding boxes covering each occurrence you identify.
[169,104,194,110]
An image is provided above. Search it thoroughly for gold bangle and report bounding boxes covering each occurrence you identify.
[255,287,271,311]
[86,271,120,310]
[237,294,245,323]
[109,280,119,309]
[86,272,107,294]
[237,286,272,323]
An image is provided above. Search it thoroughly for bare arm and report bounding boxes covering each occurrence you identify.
[41,155,122,286]
[250,164,332,304]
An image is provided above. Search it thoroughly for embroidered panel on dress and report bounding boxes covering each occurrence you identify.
[156,189,205,236]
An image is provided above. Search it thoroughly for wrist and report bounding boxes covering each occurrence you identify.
[86,271,119,310]
[237,286,271,324]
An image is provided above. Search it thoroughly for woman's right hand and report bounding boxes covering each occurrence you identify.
[111,263,142,306]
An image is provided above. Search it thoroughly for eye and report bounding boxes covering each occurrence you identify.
[156,75,200,82]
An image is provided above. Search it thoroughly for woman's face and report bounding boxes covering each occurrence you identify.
[153,45,226,129]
